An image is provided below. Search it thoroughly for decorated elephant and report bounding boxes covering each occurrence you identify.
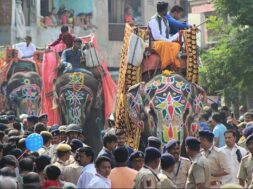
[1,57,42,116]
[54,66,104,154]
[127,73,205,151]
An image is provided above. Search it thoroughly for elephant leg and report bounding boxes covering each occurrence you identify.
[83,108,103,156]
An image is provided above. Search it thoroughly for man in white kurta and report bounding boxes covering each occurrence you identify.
[220,130,247,184]
[14,36,36,59]
[148,2,179,42]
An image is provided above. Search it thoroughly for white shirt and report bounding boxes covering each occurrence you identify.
[14,42,36,59]
[77,163,96,188]
[148,14,178,42]
[220,144,247,184]
[87,173,111,188]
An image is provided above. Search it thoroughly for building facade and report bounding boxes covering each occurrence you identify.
[0,0,179,68]
[187,0,215,48]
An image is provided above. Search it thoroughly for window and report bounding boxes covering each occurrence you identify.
[108,0,143,41]
[40,0,95,30]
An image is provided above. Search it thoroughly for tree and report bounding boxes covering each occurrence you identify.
[213,0,253,26]
[200,0,253,108]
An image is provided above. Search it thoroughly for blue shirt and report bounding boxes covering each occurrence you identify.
[61,48,84,69]
[199,121,210,131]
[165,14,191,35]
[213,123,227,147]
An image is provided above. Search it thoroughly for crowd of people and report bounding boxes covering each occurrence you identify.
[0,102,253,188]
[41,5,96,30]
[4,1,253,189]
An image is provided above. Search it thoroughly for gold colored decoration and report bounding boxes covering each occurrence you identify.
[162,69,174,76]
[183,27,199,84]
[70,72,84,92]
[115,24,145,150]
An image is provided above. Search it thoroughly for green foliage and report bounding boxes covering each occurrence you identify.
[200,11,253,104]
[213,0,253,26]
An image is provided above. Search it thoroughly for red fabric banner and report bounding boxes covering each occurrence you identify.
[41,51,60,125]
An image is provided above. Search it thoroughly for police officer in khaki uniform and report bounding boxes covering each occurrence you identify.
[129,151,144,171]
[185,136,211,189]
[238,125,253,148]
[199,130,230,188]
[158,153,176,189]
[133,147,161,189]
[238,134,253,187]
[53,143,72,172]
[148,136,162,150]
[165,139,191,188]
[64,124,84,164]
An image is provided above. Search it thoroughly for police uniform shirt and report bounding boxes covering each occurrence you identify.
[237,153,253,187]
[38,145,53,157]
[61,161,83,185]
[53,159,68,172]
[170,156,191,188]
[133,165,160,189]
[202,145,230,183]
[158,170,176,189]
[186,153,211,189]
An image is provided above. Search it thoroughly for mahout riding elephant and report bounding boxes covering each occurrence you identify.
[54,65,104,154]
[127,73,205,153]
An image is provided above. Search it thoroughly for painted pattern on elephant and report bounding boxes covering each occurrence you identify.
[9,78,41,115]
[55,69,103,155]
[127,74,205,144]
[3,71,42,116]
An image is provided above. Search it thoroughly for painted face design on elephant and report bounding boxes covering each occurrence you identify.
[144,76,192,141]
[59,73,94,125]
[9,78,41,115]
[127,75,205,143]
